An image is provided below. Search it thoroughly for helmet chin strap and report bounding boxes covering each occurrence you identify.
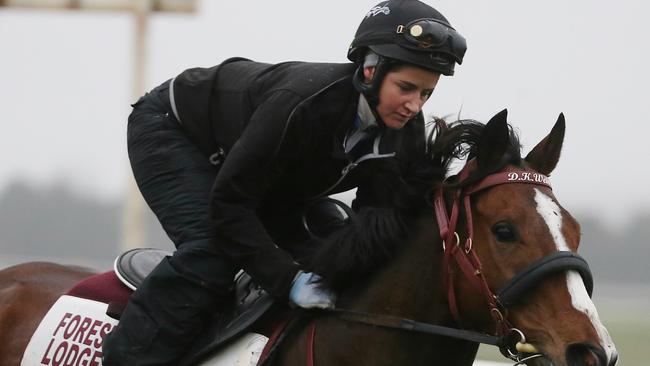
[352,55,396,113]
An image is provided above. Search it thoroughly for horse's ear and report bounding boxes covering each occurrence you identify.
[477,109,510,170]
[524,113,566,175]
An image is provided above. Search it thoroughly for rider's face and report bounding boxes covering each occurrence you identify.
[366,65,441,129]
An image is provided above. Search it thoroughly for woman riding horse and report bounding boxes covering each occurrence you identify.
[102,0,467,364]
[0,111,619,366]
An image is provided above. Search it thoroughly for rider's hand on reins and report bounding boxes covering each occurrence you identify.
[289,271,337,309]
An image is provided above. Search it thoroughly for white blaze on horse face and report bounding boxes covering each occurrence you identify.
[533,189,618,363]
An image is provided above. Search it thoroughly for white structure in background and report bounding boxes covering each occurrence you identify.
[0,0,197,252]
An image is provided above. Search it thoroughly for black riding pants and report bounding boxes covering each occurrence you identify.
[103,81,238,366]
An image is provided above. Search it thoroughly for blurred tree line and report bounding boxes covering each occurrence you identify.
[0,181,172,269]
[0,181,648,286]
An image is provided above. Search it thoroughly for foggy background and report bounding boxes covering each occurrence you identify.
[1,0,648,363]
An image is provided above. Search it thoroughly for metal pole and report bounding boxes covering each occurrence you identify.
[1,0,197,254]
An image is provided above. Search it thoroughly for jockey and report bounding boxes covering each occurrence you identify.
[102,0,466,364]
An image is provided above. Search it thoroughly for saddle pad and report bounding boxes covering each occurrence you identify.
[114,248,172,290]
[20,295,118,366]
[66,270,132,305]
[20,294,270,366]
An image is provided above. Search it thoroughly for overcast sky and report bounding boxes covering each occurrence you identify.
[1,0,649,227]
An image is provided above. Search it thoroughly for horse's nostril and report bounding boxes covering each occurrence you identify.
[566,343,608,366]
[608,350,619,366]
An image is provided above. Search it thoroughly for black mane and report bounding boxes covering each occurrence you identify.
[308,118,523,290]
[432,117,523,188]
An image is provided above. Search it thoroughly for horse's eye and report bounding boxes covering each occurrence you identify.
[491,222,519,243]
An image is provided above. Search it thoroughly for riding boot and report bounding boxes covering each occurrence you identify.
[103,241,237,366]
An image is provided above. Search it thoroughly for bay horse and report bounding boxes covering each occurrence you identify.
[0,110,617,366]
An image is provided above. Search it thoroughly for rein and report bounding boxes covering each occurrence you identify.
[322,163,594,363]
[327,307,500,345]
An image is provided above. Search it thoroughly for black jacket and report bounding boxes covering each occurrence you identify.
[171,58,426,298]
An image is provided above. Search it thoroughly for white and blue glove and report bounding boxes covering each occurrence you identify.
[289,271,337,309]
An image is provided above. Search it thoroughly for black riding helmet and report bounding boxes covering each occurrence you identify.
[349,0,467,106]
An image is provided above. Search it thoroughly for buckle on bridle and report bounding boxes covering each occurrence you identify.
[442,232,460,251]
[464,237,473,254]
[490,307,505,324]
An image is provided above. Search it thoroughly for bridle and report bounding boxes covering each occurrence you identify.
[434,163,593,334]
[325,162,594,363]
[432,162,595,361]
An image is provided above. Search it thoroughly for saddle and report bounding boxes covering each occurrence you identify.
[65,248,281,365]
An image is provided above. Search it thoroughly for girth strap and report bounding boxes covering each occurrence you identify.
[497,251,593,308]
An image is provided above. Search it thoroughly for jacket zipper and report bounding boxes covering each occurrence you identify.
[308,149,396,200]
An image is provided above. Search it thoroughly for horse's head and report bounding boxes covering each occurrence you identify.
[450,110,618,366]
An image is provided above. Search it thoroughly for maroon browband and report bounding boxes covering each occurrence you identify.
[434,162,552,334]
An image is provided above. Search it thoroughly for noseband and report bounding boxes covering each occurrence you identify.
[433,164,594,335]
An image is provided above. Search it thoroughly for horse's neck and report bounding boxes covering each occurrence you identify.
[297,215,479,366]
[349,215,449,323]
[326,215,480,365]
